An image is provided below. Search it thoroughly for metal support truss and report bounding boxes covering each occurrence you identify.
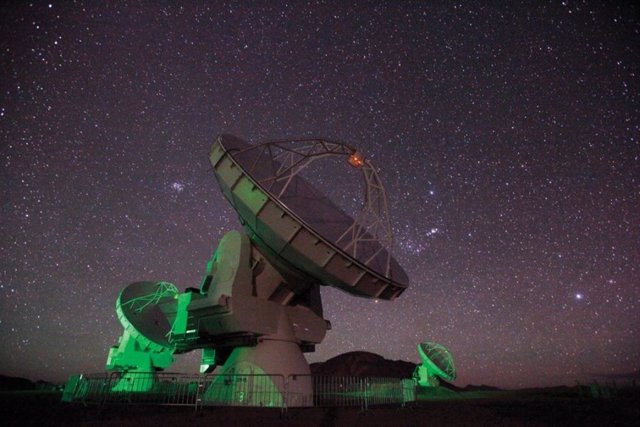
[121,281,179,314]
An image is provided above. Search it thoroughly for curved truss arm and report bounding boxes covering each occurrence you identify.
[122,282,179,313]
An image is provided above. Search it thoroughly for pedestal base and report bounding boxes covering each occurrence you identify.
[204,337,313,407]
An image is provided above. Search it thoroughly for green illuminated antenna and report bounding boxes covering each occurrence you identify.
[414,342,456,387]
[104,134,410,406]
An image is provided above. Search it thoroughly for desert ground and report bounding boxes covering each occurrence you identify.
[1,387,638,427]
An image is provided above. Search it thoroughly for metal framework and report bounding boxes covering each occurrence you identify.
[62,372,416,411]
[121,282,179,314]
[230,138,394,277]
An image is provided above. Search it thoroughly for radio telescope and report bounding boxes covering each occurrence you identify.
[105,135,409,405]
[413,342,456,387]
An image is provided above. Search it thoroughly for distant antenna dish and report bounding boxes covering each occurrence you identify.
[105,134,410,406]
[414,342,456,387]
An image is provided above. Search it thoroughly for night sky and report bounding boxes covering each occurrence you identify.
[1,2,638,389]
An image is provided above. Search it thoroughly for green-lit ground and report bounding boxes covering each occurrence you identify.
[2,388,638,426]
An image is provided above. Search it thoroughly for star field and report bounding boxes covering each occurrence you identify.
[1,2,638,389]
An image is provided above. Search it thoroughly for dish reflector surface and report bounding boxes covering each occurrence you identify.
[116,281,177,352]
[210,134,409,300]
[418,342,456,381]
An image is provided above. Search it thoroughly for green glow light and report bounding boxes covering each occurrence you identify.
[414,342,456,387]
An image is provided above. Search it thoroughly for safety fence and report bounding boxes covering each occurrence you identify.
[288,375,416,409]
[62,372,416,411]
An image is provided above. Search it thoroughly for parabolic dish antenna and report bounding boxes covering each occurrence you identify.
[115,281,178,351]
[414,342,456,387]
[210,134,409,300]
[103,134,411,406]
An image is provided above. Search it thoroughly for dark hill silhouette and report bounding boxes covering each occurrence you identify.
[461,384,502,392]
[0,375,35,391]
[310,351,417,378]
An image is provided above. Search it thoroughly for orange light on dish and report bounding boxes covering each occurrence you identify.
[348,151,365,168]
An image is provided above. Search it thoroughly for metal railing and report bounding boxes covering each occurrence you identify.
[103,372,203,406]
[62,372,416,412]
[202,373,286,408]
[293,376,414,410]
